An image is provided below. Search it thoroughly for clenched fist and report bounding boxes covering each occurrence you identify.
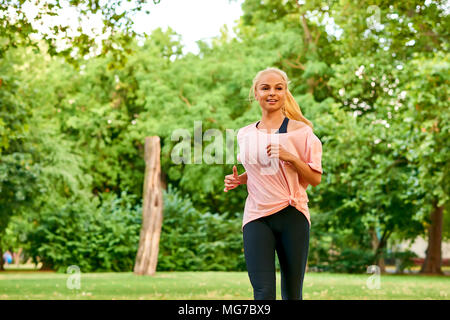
[224,165,246,192]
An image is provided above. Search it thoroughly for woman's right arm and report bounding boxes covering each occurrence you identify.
[224,166,247,192]
[238,172,248,184]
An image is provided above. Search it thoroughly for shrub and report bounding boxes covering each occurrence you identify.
[386,250,418,273]
[25,184,246,272]
[329,248,375,273]
[27,192,142,273]
[157,184,245,271]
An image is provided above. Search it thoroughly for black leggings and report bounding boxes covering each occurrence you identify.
[243,205,310,300]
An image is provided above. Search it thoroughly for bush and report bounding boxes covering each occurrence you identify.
[157,184,245,271]
[25,184,246,272]
[329,248,375,273]
[27,191,142,273]
[386,250,418,273]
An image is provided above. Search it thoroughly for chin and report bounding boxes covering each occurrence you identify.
[266,105,282,112]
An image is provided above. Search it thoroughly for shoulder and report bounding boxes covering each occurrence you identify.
[288,119,310,132]
[240,121,258,130]
[288,119,321,143]
[237,121,258,138]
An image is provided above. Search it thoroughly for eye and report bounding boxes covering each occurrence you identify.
[261,87,283,90]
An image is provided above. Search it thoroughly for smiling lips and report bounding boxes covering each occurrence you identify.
[267,99,278,104]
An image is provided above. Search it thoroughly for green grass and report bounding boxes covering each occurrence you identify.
[0,271,449,300]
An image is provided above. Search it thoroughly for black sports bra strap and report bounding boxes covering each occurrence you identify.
[278,117,289,133]
[256,117,289,134]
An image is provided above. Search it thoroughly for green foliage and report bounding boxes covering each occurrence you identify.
[387,250,418,274]
[19,185,245,272]
[0,47,42,235]
[399,52,449,212]
[308,209,375,273]
[0,0,162,66]
[329,248,375,274]
[26,192,142,273]
[158,184,245,271]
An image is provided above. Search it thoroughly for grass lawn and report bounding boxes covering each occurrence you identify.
[0,270,449,300]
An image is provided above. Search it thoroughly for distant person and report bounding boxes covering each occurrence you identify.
[3,250,13,265]
[224,67,323,300]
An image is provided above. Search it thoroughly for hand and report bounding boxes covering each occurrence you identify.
[224,165,242,192]
[266,143,294,162]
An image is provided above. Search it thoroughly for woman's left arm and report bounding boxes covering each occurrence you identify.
[266,143,321,187]
[285,155,321,187]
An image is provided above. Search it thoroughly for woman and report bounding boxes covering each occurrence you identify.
[223,67,323,300]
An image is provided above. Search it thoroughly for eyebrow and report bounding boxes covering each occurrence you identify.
[259,83,284,86]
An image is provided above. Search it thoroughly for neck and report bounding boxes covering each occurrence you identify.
[260,110,285,128]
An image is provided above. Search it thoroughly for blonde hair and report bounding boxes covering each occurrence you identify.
[248,67,313,129]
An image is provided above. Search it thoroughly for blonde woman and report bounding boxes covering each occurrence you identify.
[224,67,323,300]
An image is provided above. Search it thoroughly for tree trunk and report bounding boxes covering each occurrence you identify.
[134,136,164,276]
[420,200,444,275]
[369,227,386,273]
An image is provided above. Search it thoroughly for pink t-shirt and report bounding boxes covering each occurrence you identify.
[236,121,323,231]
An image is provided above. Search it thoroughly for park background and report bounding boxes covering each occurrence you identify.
[0,0,449,299]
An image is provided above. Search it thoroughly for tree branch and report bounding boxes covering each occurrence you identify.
[179,88,191,108]
[277,51,305,70]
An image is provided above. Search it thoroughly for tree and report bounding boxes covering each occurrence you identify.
[0,50,40,269]
[0,0,163,65]
[1,0,163,269]
[323,0,449,274]
[399,53,448,274]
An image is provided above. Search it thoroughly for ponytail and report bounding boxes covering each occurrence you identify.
[283,89,313,129]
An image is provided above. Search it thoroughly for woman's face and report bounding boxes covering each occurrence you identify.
[254,72,286,113]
